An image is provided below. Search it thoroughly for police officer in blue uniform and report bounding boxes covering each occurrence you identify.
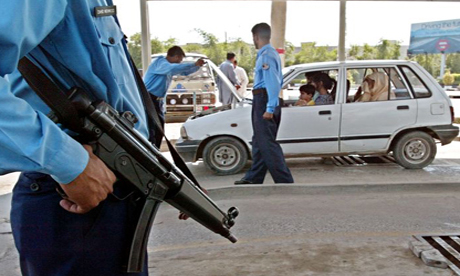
[235,23,294,185]
[1,1,153,275]
[143,46,205,148]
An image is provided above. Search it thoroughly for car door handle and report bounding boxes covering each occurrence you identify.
[319,110,331,115]
[397,105,409,110]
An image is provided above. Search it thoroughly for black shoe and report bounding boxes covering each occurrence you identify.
[234,179,253,185]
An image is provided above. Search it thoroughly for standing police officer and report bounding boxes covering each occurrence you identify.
[235,23,294,185]
[1,1,153,275]
[143,46,205,148]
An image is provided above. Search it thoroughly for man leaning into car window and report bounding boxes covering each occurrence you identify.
[234,23,294,185]
[143,46,205,148]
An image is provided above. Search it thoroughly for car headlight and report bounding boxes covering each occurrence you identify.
[170,99,177,105]
[182,98,189,104]
[180,126,188,139]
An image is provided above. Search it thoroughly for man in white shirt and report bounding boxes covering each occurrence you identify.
[233,59,249,99]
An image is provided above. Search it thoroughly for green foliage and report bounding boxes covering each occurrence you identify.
[128,30,460,87]
[376,39,401,60]
[452,74,460,85]
[293,42,337,64]
[446,53,460,73]
[348,40,401,60]
[127,33,142,68]
[443,70,455,85]
[150,37,164,54]
[407,53,441,78]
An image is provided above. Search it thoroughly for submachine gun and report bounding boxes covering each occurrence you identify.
[18,56,239,273]
[65,88,239,272]
[43,88,241,275]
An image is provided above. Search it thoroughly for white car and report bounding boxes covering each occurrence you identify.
[176,60,459,175]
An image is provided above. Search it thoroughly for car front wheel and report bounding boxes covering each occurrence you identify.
[203,137,248,175]
[393,131,436,169]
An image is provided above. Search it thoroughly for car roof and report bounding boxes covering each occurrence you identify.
[285,60,416,71]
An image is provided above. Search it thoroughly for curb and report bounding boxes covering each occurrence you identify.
[206,182,460,200]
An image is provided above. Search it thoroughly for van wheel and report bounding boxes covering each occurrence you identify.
[393,131,436,169]
[203,137,248,175]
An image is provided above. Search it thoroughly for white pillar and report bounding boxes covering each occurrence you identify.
[270,0,287,68]
[140,0,151,75]
[338,0,346,62]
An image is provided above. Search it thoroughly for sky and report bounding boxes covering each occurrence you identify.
[113,1,460,47]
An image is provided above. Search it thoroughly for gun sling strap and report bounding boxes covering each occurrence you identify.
[17,56,200,187]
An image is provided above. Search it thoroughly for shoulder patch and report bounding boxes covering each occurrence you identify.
[262,63,270,70]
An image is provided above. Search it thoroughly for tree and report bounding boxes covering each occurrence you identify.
[194,28,226,64]
[407,53,441,78]
[150,37,164,54]
[443,70,455,85]
[348,40,401,61]
[376,39,401,60]
[293,42,337,64]
[183,44,204,54]
[446,53,460,74]
[127,33,142,68]
[284,41,296,67]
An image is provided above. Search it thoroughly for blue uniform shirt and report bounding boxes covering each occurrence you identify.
[253,44,283,113]
[143,56,199,98]
[0,0,148,184]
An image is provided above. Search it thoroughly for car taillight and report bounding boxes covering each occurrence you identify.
[450,106,455,124]
[203,106,209,110]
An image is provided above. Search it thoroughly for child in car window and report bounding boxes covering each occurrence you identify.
[295,84,316,106]
[312,73,334,105]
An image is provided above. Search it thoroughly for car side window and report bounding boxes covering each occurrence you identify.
[282,70,338,107]
[399,66,432,98]
[346,67,411,103]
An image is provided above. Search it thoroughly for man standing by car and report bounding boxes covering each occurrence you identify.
[233,59,249,98]
[143,46,205,147]
[234,23,294,185]
[218,52,240,105]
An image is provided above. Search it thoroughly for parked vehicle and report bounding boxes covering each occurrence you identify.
[151,53,221,122]
[176,60,459,175]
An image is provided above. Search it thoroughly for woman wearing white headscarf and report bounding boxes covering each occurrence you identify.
[355,72,395,102]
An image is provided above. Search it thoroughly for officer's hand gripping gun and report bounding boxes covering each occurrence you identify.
[62,88,239,273]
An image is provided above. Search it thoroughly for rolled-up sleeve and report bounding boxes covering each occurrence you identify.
[0,0,89,184]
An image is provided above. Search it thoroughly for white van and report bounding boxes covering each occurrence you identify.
[151,53,219,122]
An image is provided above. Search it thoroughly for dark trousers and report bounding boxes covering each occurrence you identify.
[243,93,294,184]
[10,173,148,276]
[150,97,165,149]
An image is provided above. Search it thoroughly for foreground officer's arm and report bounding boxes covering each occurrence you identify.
[0,1,115,213]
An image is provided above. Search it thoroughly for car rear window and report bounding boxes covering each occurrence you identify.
[399,66,432,98]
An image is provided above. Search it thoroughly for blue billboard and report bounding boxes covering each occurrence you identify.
[408,19,460,54]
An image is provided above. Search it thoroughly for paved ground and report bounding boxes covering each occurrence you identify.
[2,124,460,275]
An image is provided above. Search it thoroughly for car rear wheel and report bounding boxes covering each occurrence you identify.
[203,137,248,175]
[392,131,436,169]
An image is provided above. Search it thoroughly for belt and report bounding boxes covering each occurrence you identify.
[252,88,267,95]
